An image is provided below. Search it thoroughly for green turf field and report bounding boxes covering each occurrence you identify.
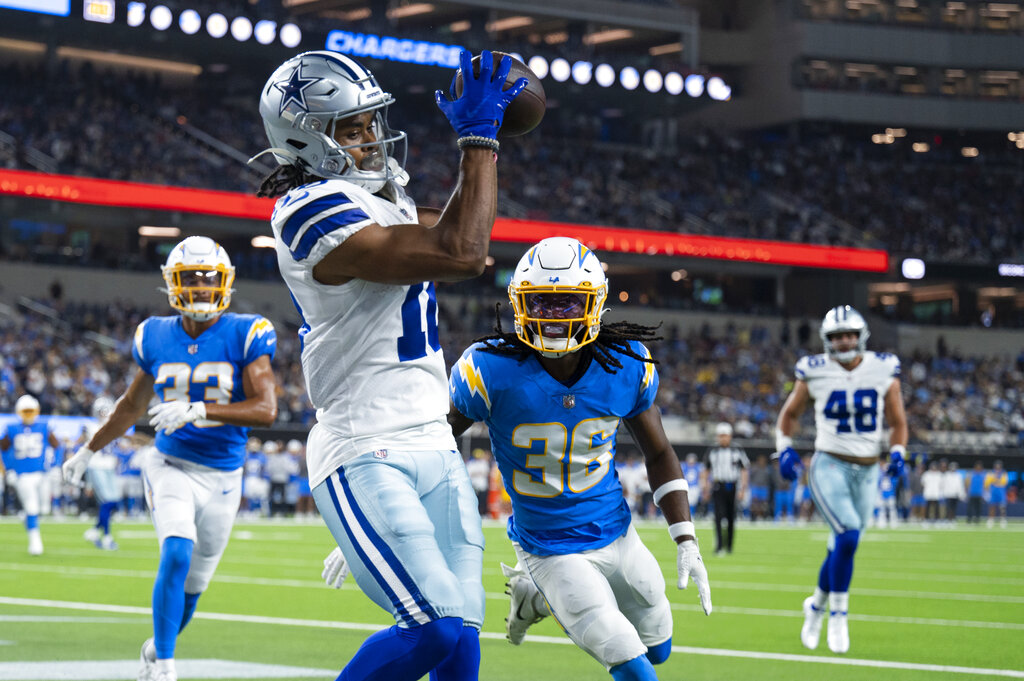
[1,516,1021,680]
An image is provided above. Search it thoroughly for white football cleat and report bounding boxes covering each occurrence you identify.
[137,637,156,681]
[27,530,43,556]
[501,562,546,645]
[800,596,824,650]
[827,612,850,654]
[97,535,119,551]
[83,526,101,542]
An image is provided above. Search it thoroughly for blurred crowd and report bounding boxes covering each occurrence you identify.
[1,63,1022,266]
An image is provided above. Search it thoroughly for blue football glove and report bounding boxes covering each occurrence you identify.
[887,447,906,478]
[435,49,527,140]
[774,447,802,481]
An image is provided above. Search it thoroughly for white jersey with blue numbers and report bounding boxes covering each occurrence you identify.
[450,340,659,556]
[271,179,456,487]
[132,313,277,470]
[2,421,50,474]
[795,351,900,458]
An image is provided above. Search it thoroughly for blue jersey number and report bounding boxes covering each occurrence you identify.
[398,283,441,361]
[823,389,879,433]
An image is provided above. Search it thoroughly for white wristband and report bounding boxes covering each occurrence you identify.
[776,434,793,452]
[668,521,696,541]
[653,479,689,507]
[79,446,95,460]
[890,444,906,457]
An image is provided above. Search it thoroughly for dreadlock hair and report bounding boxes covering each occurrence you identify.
[474,303,662,374]
[257,164,318,198]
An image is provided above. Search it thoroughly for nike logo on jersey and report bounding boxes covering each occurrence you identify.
[221,488,234,495]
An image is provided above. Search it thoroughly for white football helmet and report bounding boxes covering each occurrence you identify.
[256,50,408,193]
[819,305,870,363]
[161,236,236,322]
[15,394,40,424]
[509,237,609,357]
[92,396,116,420]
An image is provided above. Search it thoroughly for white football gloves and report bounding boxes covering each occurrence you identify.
[148,401,206,435]
[4,469,17,487]
[677,540,713,615]
[322,546,350,589]
[62,446,95,486]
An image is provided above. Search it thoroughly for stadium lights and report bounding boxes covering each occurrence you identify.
[251,235,276,248]
[55,46,202,75]
[179,9,201,34]
[448,20,470,33]
[707,76,731,101]
[684,74,704,97]
[643,69,663,93]
[0,37,46,53]
[571,61,592,85]
[912,142,929,152]
[280,23,302,48]
[664,72,684,95]
[550,58,570,83]
[84,0,115,24]
[670,269,687,281]
[583,29,634,46]
[139,226,181,237]
[901,258,926,280]
[254,20,277,45]
[149,4,172,30]
[620,66,640,91]
[206,13,228,38]
[961,146,979,158]
[231,16,253,41]
[595,63,615,88]
[386,3,434,19]
[127,1,145,27]
[527,56,549,79]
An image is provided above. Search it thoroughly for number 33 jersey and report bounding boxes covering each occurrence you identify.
[450,341,659,556]
[132,313,277,470]
[795,351,901,458]
[271,179,457,486]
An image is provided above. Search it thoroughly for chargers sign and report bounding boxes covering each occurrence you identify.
[326,30,462,68]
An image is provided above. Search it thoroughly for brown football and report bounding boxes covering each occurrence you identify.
[454,51,546,137]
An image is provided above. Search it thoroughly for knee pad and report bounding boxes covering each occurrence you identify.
[833,530,859,559]
[645,638,671,665]
[610,655,658,681]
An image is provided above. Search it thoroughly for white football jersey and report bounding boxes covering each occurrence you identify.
[271,179,456,487]
[795,351,900,458]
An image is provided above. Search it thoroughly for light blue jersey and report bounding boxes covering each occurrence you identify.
[131,313,276,470]
[450,340,658,556]
[682,462,702,489]
[2,421,51,474]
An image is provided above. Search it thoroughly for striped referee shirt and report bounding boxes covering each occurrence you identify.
[705,446,749,484]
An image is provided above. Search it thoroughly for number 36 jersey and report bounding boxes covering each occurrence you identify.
[132,313,277,470]
[795,351,900,458]
[450,341,659,556]
[271,179,456,487]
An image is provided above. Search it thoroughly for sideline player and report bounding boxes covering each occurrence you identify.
[81,396,122,550]
[63,236,278,681]
[775,305,907,654]
[0,394,61,555]
[256,49,527,681]
[448,237,712,681]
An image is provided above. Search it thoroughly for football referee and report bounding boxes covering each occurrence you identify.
[703,422,749,555]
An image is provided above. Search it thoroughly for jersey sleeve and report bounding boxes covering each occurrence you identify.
[131,320,153,375]
[276,186,373,265]
[625,341,659,419]
[794,356,811,381]
[243,317,277,364]
[449,346,493,423]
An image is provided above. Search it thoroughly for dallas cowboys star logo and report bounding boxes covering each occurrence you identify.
[274,65,320,116]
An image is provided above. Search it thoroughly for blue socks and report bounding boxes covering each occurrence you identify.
[152,536,194,659]
[338,617,464,681]
[181,592,201,632]
[829,530,859,594]
[817,550,832,592]
[610,655,658,681]
[429,625,480,681]
[98,502,116,535]
[25,514,39,531]
[645,639,671,665]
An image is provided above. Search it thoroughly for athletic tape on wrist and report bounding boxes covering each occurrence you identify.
[668,521,695,541]
[776,434,793,452]
[890,444,906,457]
[653,479,688,507]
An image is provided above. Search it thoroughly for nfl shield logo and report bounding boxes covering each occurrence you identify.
[373,449,388,460]
[562,394,575,409]
[188,344,199,355]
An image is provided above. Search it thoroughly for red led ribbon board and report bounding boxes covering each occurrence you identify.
[0,170,888,272]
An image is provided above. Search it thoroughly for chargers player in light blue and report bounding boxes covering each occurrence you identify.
[258,47,528,681]
[775,305,908,655]
[0,394,61,555]
[63,236,279,681]
[448,238,712,681]
[681,453,703,519]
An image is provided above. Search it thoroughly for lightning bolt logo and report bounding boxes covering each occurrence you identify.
[641,344,655,389]
[458,355,491,411]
